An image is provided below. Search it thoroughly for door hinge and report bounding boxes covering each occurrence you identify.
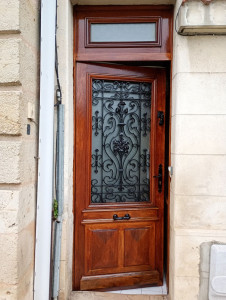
[157,111,164,126]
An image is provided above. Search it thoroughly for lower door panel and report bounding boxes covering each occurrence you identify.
[80,219,161,290]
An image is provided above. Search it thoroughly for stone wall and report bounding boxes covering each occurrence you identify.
[0,1,40,299]
[170,1,226,299]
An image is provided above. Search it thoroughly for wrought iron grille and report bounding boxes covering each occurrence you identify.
[91,79,152,203]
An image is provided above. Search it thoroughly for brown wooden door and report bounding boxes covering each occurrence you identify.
[74,62,166,291]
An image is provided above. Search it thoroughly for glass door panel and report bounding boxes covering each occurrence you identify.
[91,79,152,203]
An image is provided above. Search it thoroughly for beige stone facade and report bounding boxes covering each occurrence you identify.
[1,0,226,299]
[170,2,226,299]
[0,0,40,299]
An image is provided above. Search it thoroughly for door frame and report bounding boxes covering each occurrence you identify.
[73,5,173,292]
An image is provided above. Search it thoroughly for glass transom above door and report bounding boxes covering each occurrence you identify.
[91,79,152,203]
[90,23,156,43]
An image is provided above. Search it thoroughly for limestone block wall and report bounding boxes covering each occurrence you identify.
[0,1,40,299]
[170,1,226,299]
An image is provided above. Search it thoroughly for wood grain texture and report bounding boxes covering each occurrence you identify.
[124,227,152,267]
[88,228,119,270]
[80,270,160,291]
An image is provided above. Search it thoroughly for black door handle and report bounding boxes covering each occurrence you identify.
[153,164,162,193]
[113,213,131,221]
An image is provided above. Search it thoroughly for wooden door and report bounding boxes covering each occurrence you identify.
[74,62,166,291]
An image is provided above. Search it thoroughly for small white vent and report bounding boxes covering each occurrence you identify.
[209,245,226,300]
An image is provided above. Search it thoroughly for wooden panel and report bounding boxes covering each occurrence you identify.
[80,270,160,291]
[82,208,159,224]
[124,225,155,267]
[87,228,119,271]
[76,52,171,62]
[82,207,159,219]
[84,221,158,276]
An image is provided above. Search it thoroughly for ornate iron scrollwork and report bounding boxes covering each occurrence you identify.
[92,111,102,136]
[113,132,129,156]
[91,79,152,203]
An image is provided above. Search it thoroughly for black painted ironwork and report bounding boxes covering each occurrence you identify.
[91,79,152,203]
[113,213,131,221]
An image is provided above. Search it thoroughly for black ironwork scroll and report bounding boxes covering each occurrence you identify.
[91,79,152,203]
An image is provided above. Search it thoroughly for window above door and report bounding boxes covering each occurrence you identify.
[86,17,161,47]
[74,5,173,61]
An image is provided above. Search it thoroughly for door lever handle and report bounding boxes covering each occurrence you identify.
[153,164,162,193]
[113,213,131,221]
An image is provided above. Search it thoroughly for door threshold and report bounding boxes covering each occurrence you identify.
[106,274,167,295]
[71,291,168,300]
[107,285,167,296]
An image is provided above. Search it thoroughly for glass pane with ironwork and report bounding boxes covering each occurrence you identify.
[91,79,152,203]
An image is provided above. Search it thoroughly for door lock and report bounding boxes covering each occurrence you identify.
[153,164,163,193]
[157,111,164,126]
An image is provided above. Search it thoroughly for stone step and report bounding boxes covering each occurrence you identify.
[71,291,168,300]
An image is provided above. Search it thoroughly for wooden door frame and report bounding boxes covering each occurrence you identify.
[73,5,173,292]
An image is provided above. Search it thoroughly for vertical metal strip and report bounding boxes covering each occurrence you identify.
[52,104,64,298]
